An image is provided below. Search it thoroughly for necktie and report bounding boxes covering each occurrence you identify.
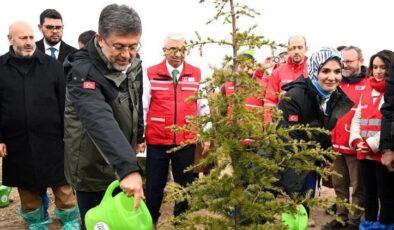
[172,69,179,85]
[49,47,57,59]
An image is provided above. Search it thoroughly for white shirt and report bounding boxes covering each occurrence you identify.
[44,40,61,59]
[142,61,211,130]
[166,61,183,83]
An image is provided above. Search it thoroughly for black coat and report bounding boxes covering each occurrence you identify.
[279,76,353,148]
[277,76,353,195]
[0,48,66,188]
[380,60,394,151]
[36,39,77,64]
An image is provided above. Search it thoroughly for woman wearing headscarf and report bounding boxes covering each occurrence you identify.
[349,50,394,228]
[278,47,354,214]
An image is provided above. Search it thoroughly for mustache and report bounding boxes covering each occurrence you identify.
[115,56,132,63]
[24,44,34,49]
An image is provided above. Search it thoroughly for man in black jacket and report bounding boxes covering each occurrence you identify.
[36,9,76,63]
[63,4,145,229]
[0,21,79,229]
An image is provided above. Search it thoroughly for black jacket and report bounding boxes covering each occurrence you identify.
[380,59,394,151]
[36,39,77,64]
[279,76,354,149]
[63,39,143,191]
[0,48,66,188]
[277,76,353,195]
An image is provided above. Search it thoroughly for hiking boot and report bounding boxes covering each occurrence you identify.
[322,219,347,229]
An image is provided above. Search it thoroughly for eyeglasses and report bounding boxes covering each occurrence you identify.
[164,46,187,54]
[44,25,64,31]
[343,59,359,65]
[103,38,141,53]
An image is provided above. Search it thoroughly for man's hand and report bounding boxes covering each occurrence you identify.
[135,143,146,154]
[381,151,394,172]
[120,172,145,209]
[261,57,274,70]
[0,143,7,157]
[201,141,210,156]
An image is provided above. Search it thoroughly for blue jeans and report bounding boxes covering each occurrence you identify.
[301,171,317,215]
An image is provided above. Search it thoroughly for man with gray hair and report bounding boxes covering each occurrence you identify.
[63,4,145,228]
[143,33,210,225]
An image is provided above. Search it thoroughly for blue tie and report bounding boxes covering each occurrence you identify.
[49,47,57,59]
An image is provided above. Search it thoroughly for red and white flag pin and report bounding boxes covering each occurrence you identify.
[83,81,96,89]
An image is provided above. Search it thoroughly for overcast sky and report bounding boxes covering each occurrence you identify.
[1,0,393,75]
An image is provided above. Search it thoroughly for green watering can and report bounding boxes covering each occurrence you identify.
[281,204,308,230]
[85,180,153,230]
[0,181,12,208]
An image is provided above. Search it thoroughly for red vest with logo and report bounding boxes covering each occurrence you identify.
[331,78,368,154]
[146,61,201,145]
[223,71,266,114]
[358,84,383,161]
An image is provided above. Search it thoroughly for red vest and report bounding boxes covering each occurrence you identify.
[146,61,201,145]
[223,72,266,114]
[358,84,383,161]
[331,78,368,154]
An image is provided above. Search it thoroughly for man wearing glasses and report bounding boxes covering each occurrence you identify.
[36,8,78,221]
[325,46,368,230]
[143,33,210,226]
[36,9,76,63]
[63,4,145,229]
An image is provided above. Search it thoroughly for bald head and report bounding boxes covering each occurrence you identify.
[288,35,307,47]
[8,21,36,57]
[287,35,308,64]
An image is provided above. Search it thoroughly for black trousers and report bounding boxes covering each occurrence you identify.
[76,190,105,230]
[360,160,394,225]
[145,144,196,223]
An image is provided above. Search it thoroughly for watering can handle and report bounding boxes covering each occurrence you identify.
[100,180,120,204]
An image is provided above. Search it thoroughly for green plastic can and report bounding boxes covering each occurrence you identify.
[281,204,308,230]
[0,181,11,208]
[85,180,153,230]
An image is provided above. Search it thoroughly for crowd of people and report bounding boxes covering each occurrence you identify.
[0,3,393,230]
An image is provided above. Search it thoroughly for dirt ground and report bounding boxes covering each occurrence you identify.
[0,158,334,229]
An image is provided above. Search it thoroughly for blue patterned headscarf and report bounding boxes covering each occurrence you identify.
[308,47,342,99]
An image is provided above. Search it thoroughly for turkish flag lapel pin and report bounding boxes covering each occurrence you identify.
[83,81,96,89]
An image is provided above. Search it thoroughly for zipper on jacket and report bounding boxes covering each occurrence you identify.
[173,82,178,144]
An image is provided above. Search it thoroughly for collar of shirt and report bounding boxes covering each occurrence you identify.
[166,61,184,80]
[44,40,61,58]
